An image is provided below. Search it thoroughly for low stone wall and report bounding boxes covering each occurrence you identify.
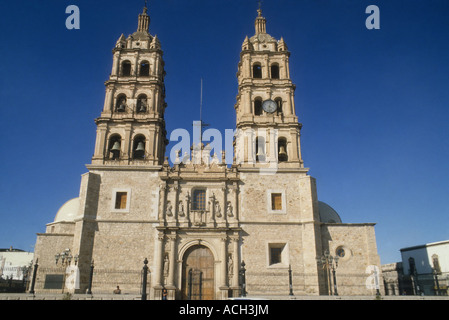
[1,293,448,300]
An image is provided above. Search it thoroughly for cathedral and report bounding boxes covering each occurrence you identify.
[32,5,382,299]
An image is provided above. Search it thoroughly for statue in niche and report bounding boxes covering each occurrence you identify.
[215,201,222,218]
[163,255,169,277]
[178,200,185,217]
[226,201,233,217]
[166,201,173,216]
[228,254,233,275]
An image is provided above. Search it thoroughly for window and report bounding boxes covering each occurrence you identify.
[111,188,131,212]
[271,193,282,210]
[270,247,282,264]
[408,257,416,275]
[268,243,288,266]
[254,98,263,115]
[108,134,122,160]
[275,98,283,114]
[271,64,280,79]
[253,63,262,78]
[116,94,127,112]
[255,136,265,162]
[133,135,146,159]
[267,190,286,214]
[121,60,132,76]
[139,61,150,76]
[336,247,346,258]
[278,138,288,162]
[192,189,206,210]
[136,94,147,113]
[115,192,127,209]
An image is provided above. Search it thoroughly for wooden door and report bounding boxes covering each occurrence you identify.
[181,245,214,300]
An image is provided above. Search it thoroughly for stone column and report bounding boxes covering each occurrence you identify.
[219,236,229,300]
[244,88,252,115]
[123,125,132,161]
[167,234,177,287]
[111,52,120,76]
[103,87,114,113]
[159,184,167,224]
[231,235,240,293]
[221,237,228,287]
[154,232,165,287]
[150,84,156,113]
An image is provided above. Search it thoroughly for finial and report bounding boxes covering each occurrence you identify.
[254,0,266,34]
[137,1,150,32]
[257,0,262,17]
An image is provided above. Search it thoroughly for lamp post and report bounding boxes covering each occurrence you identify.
[316,250,339,296]
[288,264,294,296]
[239,261,247,297]
[87,260,94,295]
[141,258,149,300]
[29,259,38,295]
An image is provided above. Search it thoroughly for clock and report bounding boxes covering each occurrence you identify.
[262,99,277,113]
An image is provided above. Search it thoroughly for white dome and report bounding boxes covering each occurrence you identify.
[54,198,80,222]
[318,201,342,223]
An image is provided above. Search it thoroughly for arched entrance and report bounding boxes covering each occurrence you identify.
[181,245,215,300]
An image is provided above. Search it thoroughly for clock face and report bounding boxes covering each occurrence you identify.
[262,99,277,113]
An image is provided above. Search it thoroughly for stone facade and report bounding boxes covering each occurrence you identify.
[32,5,383,299]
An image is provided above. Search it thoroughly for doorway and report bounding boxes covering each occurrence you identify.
[181,245,215,300]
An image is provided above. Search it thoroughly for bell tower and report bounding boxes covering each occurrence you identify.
[91,4,168,166]
[234,7,304,169]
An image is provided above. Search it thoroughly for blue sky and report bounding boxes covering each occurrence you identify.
[0,0,448,265]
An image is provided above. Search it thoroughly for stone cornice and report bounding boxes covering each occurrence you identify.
[86,164,162,171]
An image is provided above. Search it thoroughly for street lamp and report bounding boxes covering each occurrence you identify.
[316,249,339,296]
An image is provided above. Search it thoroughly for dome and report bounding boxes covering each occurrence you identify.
[318,201,342,223]
[54,198,80,222]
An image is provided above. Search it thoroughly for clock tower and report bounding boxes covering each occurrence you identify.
[91,5,168,167]
[234,7,303,169]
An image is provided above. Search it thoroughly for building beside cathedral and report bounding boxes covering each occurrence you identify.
[32,5,383,299]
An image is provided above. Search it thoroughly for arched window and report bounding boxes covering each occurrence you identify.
[253,63,262,78]
[108,134,122,160]
[121,60,132,76]
[271,64,280,79]
[275,98,283,114]
[133,135,146,159]
[254,98,263,115]
[116,94,127,112]
[139,61,150,76]
[136,94,147,113]
[255,136,265,162]
[278,138,288,162]
[192,189,206,211]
